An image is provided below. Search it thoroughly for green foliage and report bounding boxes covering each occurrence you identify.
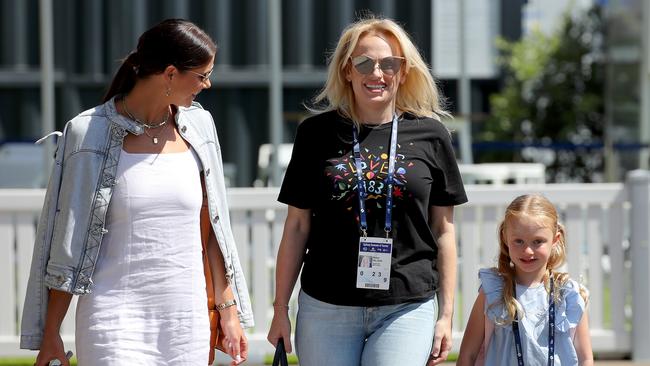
[263,353,300,364]
[0,358,76,366]
[0,359,33,366]
[495,30,560,82]
[481,6,605,182]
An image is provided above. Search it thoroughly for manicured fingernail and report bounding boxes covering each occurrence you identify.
[236,354,242,362]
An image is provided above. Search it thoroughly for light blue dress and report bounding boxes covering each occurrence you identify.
[479,268,586,366]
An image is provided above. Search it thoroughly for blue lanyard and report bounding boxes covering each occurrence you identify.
[512,275,555,366]
[351,114,398,237]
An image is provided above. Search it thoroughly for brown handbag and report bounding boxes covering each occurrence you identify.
[200,197,227,364]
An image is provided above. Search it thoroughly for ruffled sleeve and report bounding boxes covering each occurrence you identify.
[478,268,508,322]
[555,279,587,332]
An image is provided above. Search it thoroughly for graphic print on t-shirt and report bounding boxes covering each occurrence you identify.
[325,142,415,217]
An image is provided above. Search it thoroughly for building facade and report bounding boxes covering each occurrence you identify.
[0,0,522,186]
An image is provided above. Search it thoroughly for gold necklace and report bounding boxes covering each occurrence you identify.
[122,97,170,129]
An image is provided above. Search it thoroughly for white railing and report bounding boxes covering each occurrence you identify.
[2,171,650,362]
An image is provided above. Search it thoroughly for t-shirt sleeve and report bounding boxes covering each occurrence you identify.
[278,119,320,209]
[428,120,468,206]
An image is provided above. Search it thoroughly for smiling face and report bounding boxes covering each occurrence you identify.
[504,214,560,286]
[170,55,215,107]
[345,33,405,122]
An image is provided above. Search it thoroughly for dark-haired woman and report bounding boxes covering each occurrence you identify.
[20,19,252,366]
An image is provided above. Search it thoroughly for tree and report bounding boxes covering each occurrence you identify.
[480,6,605,182]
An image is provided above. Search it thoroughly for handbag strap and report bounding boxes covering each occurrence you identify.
[200,177,219,364]
[200,194,216,310]
[272,338,289,366]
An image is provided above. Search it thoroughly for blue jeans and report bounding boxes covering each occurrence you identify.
[295,290,437,366]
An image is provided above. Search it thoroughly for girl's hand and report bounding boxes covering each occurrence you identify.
[267,309,293,353]
[35,332,69,366]
[427,317,453,365]
[219,308,248,365]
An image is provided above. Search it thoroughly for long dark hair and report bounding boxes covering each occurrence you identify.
[103,19,217,102]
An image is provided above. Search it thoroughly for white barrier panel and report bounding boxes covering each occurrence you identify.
[0,180,639,361]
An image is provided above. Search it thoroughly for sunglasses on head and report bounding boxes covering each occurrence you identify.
[350,55,405,75]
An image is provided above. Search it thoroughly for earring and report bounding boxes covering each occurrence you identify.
[165,87,171,97]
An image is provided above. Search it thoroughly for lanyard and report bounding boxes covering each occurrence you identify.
[512,275,555,366]
[352,114,398,237]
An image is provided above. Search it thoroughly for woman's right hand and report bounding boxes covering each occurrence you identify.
[267,310,293,353]
[268,206,311,354]
[34,332,69,366]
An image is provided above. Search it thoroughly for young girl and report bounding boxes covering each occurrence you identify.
[458,194,594,366]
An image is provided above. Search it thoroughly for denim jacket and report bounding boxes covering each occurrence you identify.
[20,97,254,350]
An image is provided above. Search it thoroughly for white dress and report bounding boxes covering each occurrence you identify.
[76,149,210,366]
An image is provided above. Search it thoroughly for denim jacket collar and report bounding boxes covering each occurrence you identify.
[105,96,146,135]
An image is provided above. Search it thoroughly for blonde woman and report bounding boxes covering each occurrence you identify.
[267,17,466,366]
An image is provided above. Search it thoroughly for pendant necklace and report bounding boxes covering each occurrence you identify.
[142,122,168,145]
[122,97,170,144]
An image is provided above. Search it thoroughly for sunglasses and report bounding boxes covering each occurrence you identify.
[186,68,213,83]
[351,55,405,75]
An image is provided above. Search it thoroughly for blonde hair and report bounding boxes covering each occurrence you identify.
[311,16,448,126]
[492,194,587,324]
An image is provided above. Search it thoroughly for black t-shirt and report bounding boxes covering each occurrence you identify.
[278,110,468,306]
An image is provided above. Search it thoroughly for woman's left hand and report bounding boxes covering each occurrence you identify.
[427,316,453,365]
[219,307,248,365]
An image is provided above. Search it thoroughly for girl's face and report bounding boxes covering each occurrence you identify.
[171,56,215,107]
[505,214,560,286]
[345,33,405,118]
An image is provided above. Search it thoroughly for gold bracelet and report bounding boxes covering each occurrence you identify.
[216,299,237,311]
[272,302,289,309]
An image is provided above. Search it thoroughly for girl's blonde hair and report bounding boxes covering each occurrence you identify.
[311,16,448,126]
[493,194,587,324]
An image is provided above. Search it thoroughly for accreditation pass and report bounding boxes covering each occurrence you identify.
[356,236,392,290]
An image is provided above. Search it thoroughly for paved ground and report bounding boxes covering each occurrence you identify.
[237,362,650,365]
